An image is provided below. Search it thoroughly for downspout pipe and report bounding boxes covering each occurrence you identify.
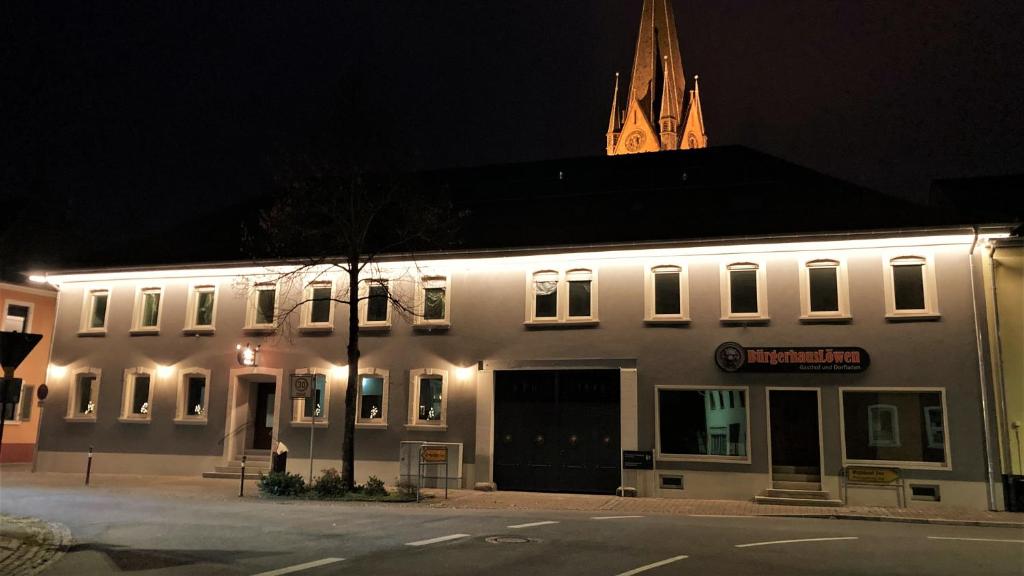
[968,227,998,510]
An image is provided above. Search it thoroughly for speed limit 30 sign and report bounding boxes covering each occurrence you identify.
[290,374,315,399]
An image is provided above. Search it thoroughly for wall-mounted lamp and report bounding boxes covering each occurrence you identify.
[455,366,476,382]
[236,343,260,367]
[48,364,67,379]
[157,365,175,378]
[28,274,47,283]
[331,365,348,379]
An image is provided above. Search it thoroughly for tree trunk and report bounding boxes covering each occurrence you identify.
[341,258,360,487]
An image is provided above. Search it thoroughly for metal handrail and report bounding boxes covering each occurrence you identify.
[217,421,250,447]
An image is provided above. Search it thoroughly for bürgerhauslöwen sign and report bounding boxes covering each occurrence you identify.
[715,342,870,373]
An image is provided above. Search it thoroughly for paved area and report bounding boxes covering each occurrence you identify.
[0,515,71,576]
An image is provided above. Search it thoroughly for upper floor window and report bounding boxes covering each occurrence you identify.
[301,281,335,331]
[2,301,32,332]
[883,253,939,319]
[175,368,210,424]
[185,284,217,332]
[407,368,448,430]
[2,383,32,422]
[67,368,101,421]
[799,257,851,321]
[131,286,163,333]
[120,368,155,422]
[720,261,768,322]
[291,370,329,425]
[644,264,690,323]
[355,368,389,428]
[359,280,391,329]
[526,268,598,324]
[79,288,111,334]
[414,275,451,329]
[245,282,278,330]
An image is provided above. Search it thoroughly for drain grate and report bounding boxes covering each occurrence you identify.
[485,536,535,544]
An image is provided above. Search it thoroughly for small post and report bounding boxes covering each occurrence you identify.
[308,408,315,486]
[85,445,94,485]
[444,459,448,500]
[239,454,246,497]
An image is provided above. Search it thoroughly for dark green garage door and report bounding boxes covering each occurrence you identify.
[494,369,620,494]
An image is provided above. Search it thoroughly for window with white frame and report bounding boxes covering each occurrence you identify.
[644,264,689,322]
[291,370,329,424]
[799,257,850,320]
[301,281,335,330]
[80,288,111,334]
[656,386,750,461]
[67,368,101,420]
[2,384,32,422]
[720,261,768,321]
[408,369,448,429]
[359,280,391,329]
[131,287,163,332]
[415,275,450,328]
[2,301,32,332]
[355,368,388,427]
[121,368,155,421]
[245,282,278,329]
[526,268,598,324]
[841,389,948,467]
[185,284,217,332]
[176,368,210,423]
[884,254,939,318]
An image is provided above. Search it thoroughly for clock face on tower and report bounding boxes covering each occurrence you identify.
[624,130,645,152]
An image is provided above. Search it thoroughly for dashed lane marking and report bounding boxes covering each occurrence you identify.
[507,521,560,529]
[251,557,345,576]
[591,515,645,520]
[614,555,689,576]
[735,536,859,548]
[405,534,472,547]
[928,536,1024,544]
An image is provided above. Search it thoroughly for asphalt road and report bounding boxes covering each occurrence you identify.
[1,478,1022,576]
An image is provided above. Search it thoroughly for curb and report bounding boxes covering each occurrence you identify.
[764,513,1024,529]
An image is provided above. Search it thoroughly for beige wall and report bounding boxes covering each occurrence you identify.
[988,244,1023,475]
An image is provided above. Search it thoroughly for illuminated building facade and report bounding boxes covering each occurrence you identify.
[27,147,1018,511]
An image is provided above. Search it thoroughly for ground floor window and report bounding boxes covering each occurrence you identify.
[657,387,749,460]
[121,369,154,421]
[356,368,389,427]
[176,368,210,423]
[68,369,100,420]
[842,389,948,466]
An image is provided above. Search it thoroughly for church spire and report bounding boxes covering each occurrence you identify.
[606,0,706,156]
[680,74,708,149]
[606,72,621,155]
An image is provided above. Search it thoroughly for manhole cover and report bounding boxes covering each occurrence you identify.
[485,536,535,544]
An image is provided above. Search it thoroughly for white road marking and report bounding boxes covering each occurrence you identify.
[251,557,345,576]
[405,533,471,547]
[507,520,560,529]
[591,515,645,520]
[735,536,859,548]
[690,514,765,519]
[615,555,689,576]
[928,536,1024,544]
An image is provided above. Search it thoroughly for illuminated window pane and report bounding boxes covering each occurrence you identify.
[360,376,384,419]
[418,376,443,421]
[304,374,326,418]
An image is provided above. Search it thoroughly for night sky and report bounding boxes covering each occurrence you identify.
[2,1,1022,274]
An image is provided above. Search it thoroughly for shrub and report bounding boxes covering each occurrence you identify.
[257,471,306,497]
[312,468,349,498]
[363,475,388,497]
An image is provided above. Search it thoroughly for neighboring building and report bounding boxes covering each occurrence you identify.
[606,0,707,155]
[26,147,1019,511]
[0,282,57,463]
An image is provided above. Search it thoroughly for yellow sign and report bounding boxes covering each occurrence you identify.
[846,467,900,484]
[420,446,448,464]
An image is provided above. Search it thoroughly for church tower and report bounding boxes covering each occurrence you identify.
[606,0,707,155]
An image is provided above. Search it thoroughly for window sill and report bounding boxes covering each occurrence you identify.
[2,420,23,426]
[173,418,208,426]
[413,322,451,331]
[720,316,770,325]
[885,312,941,322]
[842,459,951,471]
[77,330,106,337]
[355,421,388,429]
[799,314,852,324]
[358,323,391,332]
[182,327,216,335]
[64,416,97,423]
[644,317,691,325]
[524,319,600,328]
[298,324,334,334]
[129,328,160,336]
[118,417,152,424]
[656,453,752,465]
[243,325,276,334]
[405,423,448,432]
[291,420,330,428]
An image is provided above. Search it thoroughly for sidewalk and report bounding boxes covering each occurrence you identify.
[0,515,71,576]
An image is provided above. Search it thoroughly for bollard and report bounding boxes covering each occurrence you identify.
[239,455,246,497]
[85,445,94,485]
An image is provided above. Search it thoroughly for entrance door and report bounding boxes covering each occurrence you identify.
[768,389,821,482]
[493,369,620,494]
[252,381,276,450]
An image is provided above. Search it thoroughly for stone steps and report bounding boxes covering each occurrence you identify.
[762,488,831,499]
[754,495,844,507]
[203,450,272,480]
[772,480,823,491]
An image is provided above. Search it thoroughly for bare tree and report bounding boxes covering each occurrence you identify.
[246,157,454,487]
